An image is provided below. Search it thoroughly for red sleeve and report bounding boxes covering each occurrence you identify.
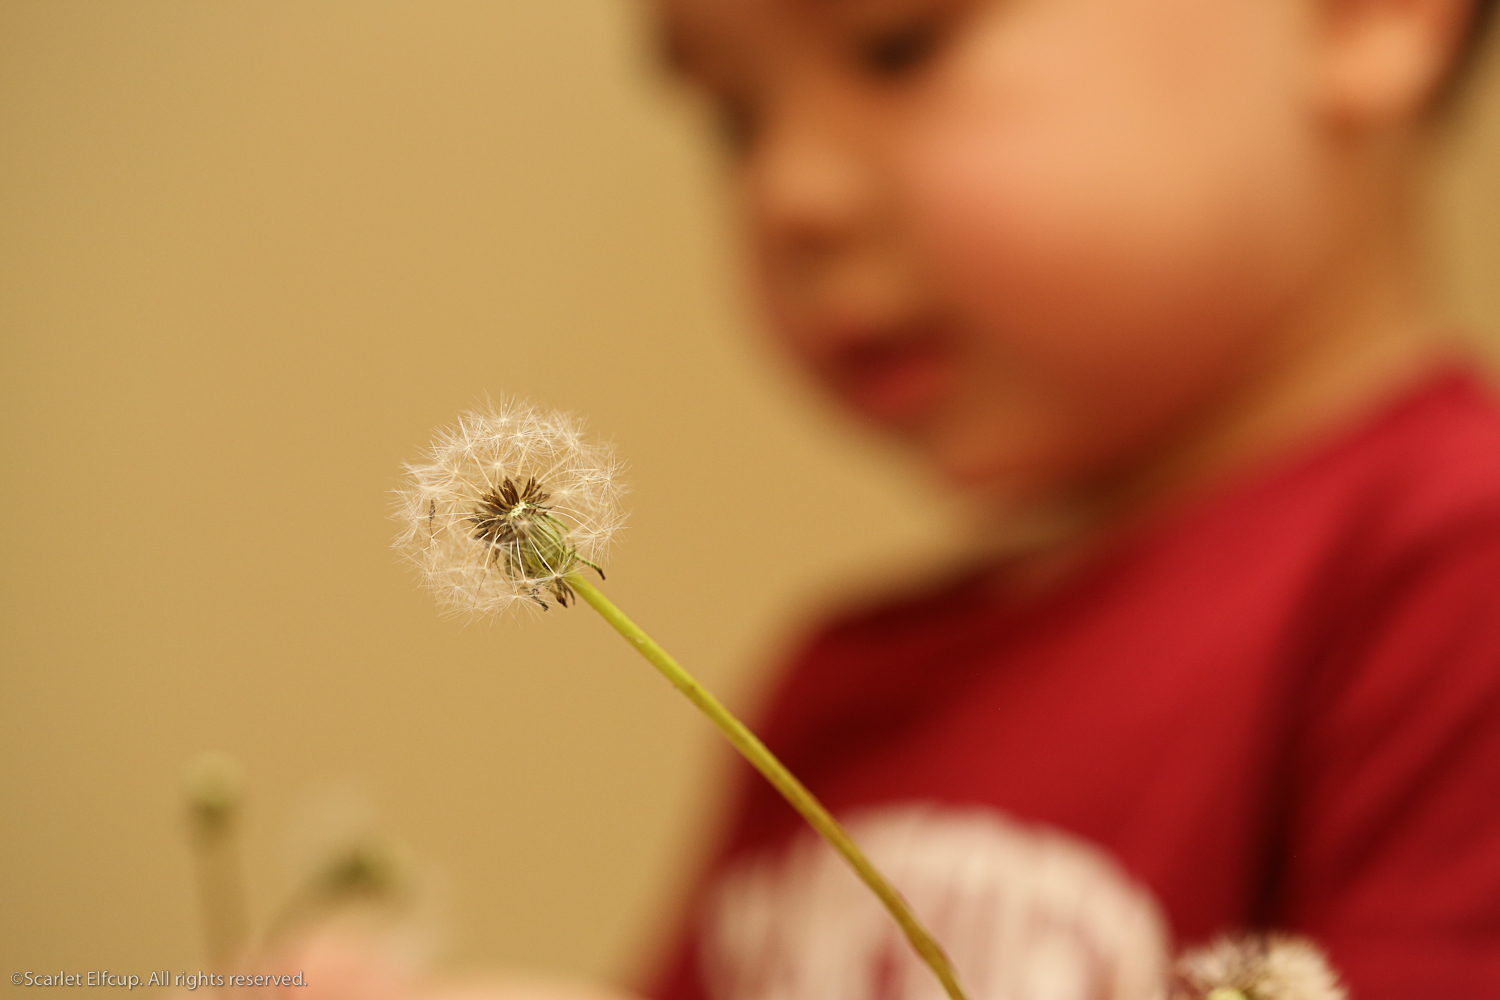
[640,929,703,1000]
[1282,517,1500,998]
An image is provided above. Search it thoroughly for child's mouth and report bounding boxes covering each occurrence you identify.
[825,322,954,426]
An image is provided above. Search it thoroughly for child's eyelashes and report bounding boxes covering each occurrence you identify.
[678,5,969,160]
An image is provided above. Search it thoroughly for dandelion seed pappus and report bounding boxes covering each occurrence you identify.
[393,399,625,619]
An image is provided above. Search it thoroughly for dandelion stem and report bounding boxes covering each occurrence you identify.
[565,572,969,1000]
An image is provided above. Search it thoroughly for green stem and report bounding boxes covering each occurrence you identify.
[565,572,969,1000]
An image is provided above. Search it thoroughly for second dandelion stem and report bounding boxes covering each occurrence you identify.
[564,571,969,1000]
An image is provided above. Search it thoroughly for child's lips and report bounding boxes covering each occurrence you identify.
[824,324,953,425]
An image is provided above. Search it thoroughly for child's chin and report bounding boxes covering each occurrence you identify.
[922,438,1104,524]
[923,445,1052,506]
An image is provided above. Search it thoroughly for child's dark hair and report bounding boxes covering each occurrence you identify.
[1431,0,1498,109]
[1457,0,1498,87]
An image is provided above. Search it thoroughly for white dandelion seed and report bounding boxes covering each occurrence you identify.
[392,398,626,618]
[1173,934,1346,1000]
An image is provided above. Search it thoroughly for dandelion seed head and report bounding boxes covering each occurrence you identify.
[393,398,626,619]
[1174,934,1346,1000]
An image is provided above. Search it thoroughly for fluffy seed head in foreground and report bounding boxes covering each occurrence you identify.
[393,399,625,617]
[1173,934,1346,1000]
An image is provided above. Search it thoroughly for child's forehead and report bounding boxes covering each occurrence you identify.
[660,0,962,32]
[657,0,964,71]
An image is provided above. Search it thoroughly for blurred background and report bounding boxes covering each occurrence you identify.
[1,0,1496,992]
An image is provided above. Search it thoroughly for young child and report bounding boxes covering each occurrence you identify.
[632,0,1500,997]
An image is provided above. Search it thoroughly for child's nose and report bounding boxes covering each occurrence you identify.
[743,99,885,284]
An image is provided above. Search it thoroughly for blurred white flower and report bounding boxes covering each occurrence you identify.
[1173,934,1345,1000]
[393,399,626,618]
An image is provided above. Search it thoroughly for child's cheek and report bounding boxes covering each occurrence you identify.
[891,1,1332,490]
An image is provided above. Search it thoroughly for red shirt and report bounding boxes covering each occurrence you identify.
[647,364,1500,1000]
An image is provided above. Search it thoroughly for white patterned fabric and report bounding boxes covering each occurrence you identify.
[700,804,1170,1000]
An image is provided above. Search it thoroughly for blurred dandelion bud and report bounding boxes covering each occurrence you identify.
[393,399,625,617]
[182,752,249,969]
[268,832,422,941]
[185,751,243,835]
[1173,934,1346,1000]
[310,834,414,907]
[259,830,445,991]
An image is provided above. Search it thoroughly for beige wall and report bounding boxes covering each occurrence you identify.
[2,1,1497,991]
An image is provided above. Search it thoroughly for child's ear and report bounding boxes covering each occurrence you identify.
[1314,0,1476,123]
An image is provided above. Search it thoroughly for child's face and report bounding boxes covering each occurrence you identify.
[660,0,1345,505]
